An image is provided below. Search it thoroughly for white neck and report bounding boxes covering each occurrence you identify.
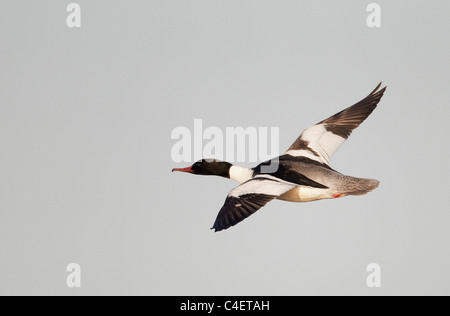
[229,165,254,183]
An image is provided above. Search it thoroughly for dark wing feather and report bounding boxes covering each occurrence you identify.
[212,193,276,232]
[317,82,387,138]
[211,177,296,232]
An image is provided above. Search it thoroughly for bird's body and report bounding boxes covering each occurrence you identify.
[173,83,386,232]
[229,155,379,202]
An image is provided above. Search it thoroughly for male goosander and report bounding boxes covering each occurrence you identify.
[173,83,386,232]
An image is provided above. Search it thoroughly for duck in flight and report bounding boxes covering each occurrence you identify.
[173,83,386,232]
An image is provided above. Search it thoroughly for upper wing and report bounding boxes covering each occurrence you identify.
[286,83,386,166]
[211,176,296,232]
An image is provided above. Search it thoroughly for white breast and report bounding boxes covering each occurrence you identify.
[229,165,254,183]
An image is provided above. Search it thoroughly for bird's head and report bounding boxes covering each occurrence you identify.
[172,159,232,178]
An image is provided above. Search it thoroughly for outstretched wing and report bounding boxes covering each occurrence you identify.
[286,83,386,166]
[211,176,296,232]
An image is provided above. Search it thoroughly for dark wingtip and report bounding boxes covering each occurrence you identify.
[372,82,387,96]
[364,82,387,107]
[373,82,382,93]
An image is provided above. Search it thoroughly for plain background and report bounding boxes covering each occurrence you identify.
[0,0,449,295]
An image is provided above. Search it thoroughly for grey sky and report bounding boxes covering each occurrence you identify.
[0,0,449,295]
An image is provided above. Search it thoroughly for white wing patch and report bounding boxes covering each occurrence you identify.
[318,131,346,163]
[286,124,346,165]
[229,177,296,198]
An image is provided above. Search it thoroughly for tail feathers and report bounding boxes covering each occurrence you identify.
[341,178,380,196]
